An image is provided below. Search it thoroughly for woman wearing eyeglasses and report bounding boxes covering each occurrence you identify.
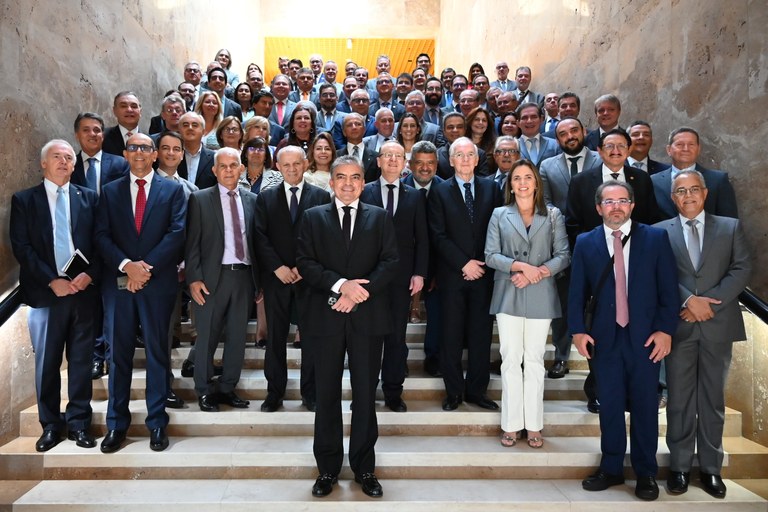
[239,137,283,195]
[216,116,245,152]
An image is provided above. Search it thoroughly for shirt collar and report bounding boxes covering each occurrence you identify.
[81,149,103,161]
[603,219,632,238]
[335,198,360,210]
[283,180,304,192]
[130,170,154,184]
[43,179,69,194]
[679,210,706,227]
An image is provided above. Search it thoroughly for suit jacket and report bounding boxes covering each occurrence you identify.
[401,174,444,190]
[654,214,750,343]
[185,185,259,293]
[10,183,101,308]
[332,114,377,149]
[102,125,129,156]
[490,79,517,92]
[254,182,331,286]
[337,145,380,182]
[567,222,680,343]
[485,204,570,318]
[71,152,130,192]
[427,175,503,290]
[436,145,490,179]
[315,110,347,132]
[651,165,738,220]
[95,173,187,294]
[361,181,429,288]
[268,121,286,147]
[269,99,296,128]
[517,135,561,166]
[336,99,352,114]
[288,90,320,106]
[565,165,659,247]
[369,100,406,122]
[393,120,446,148]
[221,96,243,121]
[514,89,544,108]
[148,115,165,135]
[646,158,670,176]
[177,146,217,189]
[540,150,602,213]
[584,127,624,151]
[296,201,400,337]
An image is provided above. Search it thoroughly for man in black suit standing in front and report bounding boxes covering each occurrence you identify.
[297,156,399,499]
[10,139,101,452]
[254,146,331,413]
[361,141,429,412]
[428,137,502,411]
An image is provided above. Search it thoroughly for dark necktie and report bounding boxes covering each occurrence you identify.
[342,206,352,249]
[686,219,701,268]
[289,186,299,223]
[228,190,245,261]
[568,156,580,177]
[420,187,428,199]
[613,230,629,327]
[386,184,395,217]
[610,172,620,180]
[135,179,147,234]
[352,145,360,160]
[463,182,474,223]
[494,173,505,190]
[85,157,98,191]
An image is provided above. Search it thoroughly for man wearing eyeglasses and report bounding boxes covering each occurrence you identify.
[653,170,750,499]
[183,61,203,103]
[360,141,428,412]
[368,73,405,122]
[332,90,377,150]
[204,67,243,121]
[491,61,516,92]
[490,136,521,190]
[651,127,738,220]
[95,133,186,454]
[569,180,678,501]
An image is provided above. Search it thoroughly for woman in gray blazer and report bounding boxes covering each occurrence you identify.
[485,159,570,448]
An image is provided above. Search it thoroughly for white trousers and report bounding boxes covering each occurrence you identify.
[496,313,551,432]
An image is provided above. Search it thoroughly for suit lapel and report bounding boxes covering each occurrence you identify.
[555,157,570,187]
[665,217,692,269]
[506,206,529,240]
[699,213,716,270]
[68,185,82,237]
[349,202,369,255]
[239,188,255,227]
[210,187,225,239]
[139,175,164,232]
[449,178,472,223]
[33,184,54,250]
[369,181,384,208]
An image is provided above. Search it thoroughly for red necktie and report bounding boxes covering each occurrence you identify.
[135,179,147,234]
[277,102,284,124]
[612,230,629,327]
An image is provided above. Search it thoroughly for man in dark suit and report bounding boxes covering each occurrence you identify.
[516,102,561,166]
[288,67,320,105]
[336,76,359,114]
[185,147,259,413]
[584,94,622,151]
[436,113,489,178]
[205,67,243,121]
[254,146,331,413]
[315,83,347,133]
[422,77,445,126]
[569,181,679,501]
[95,133,187,454]
[363,108,396,154]
[539,117,602,379]
[337,113,379,182]
[651,127,738,220]
[177,112,217,189]
[655,170,750,498]
[332,89,377,149]
[70,112,130,380]
[10,140,101,452]
[102,91,143,156]
[627,121,670,175]
[361,141,428,412]
[149,95,185,144]
[297,156,399,498]
[368,73,405,122]
[428,137,502,411]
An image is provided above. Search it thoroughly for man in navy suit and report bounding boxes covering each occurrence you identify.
[269,74,296,128]
[102,91,143,156]
[428,137,502,411]
[517,102,561,166]
[70,112,129,379]
[10,140,101,452]
[361,141,429,412]
[205,67,242,121]
[368,72,406,122]
[95,133,186,454]
[569,180,679,501]
[627,121,670,175]
[297,156,399,498]
[651,127,738,220]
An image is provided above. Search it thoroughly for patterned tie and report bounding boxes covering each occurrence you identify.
[686,219,701,269]
[54,187,72,273]
[463,182,474,223]
[85,157,98,191]
[527,138,538,163]
[352,145,360,161]
[568,156,580,177]
[135,179,147,234]
[289,186,299,223]
[342,206,352,249]
[612,230,629,327]
[633,161,645,171]
[228,190,245,261]
[386,184,395,217]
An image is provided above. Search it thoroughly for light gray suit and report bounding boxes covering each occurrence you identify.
[655,213,751,475]
[540,150,602,213]
[517,135,561,167]
[485,205,570,318]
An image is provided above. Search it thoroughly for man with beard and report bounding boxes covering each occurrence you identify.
[315,83,347,132]
[423,77,445,126]
[178,82,196,112]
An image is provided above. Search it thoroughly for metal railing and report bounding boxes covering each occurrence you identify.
[0,286,22,328]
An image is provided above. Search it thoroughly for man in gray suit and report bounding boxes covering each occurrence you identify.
[539,117,601,379]
[517,103,561,166]
[185,147,259,413]
[490,61,516,92]
[654,169,750,499]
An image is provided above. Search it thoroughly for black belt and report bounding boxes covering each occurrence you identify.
[222,263,250,270]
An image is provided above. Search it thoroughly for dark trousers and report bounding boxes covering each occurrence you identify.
[422,286,442,360]
[439,278,494,398]
[594,325,660,477]
[549,268,572,362]
[381,286,410,401]
[313,322,383,476]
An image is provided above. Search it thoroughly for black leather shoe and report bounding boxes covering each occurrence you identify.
[355,473,383,498]
[302,398,316,412]
[424,357,442,377]
[181,359,194,378]
[442,395,462,411]
[582,469,625,491]
[198,394,219,412]
[149,427,169,452]
[91,360,105,380]
[260,395,283,412]
[385,398,407,412]
[312,473,337,497]
[587,398,600,414]
[165,389,185,409]
[700,472,726,498]
[666,471,690,495]
[35,431,63,452]
[465,395,499,410]
[255,339,267,349]
[100,429,127,453]
[635,476,659,501]
[547,360,569,379]
[219,391,250,408]
[67,429,96,448]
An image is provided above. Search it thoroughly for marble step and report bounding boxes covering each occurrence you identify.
[8,478,767,511]
[24,399,743,438]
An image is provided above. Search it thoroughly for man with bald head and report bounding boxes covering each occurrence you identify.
[491,61,515,92]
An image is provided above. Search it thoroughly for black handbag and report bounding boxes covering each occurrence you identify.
[583,226,632,332]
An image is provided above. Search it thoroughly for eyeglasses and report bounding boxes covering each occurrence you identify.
[377,79,392,85]
[494,149,520,155]
[164,107,184,114]
[602,143,629,151]
[224,126,241,133]
[209,75,225,82]
[673,186,705,197]
[185,68,201,74]
[247,147,266,153]
[351,98,369,104]
[405,101,424,107]
[126,144,154,153]
[600,198,632,206]
[381,152,405,160]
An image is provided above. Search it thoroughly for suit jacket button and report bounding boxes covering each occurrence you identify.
[523,251,528,256]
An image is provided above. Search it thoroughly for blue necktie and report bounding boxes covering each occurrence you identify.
[54,187,72,273]
[463,182,474,223]
[527,138,539,162]
[85,157,98,192]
